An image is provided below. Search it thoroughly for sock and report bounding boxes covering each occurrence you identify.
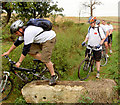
[51,75,56,77]
[97,71,100,73]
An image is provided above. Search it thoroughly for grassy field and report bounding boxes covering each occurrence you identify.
[1,16,119,103]
[55,16,119,31]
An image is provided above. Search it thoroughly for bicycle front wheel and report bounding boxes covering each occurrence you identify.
[78,59,91,81]
[0,76,13,102]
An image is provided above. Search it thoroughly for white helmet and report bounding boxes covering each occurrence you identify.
[10,20,24,34]
[96,20,100,25]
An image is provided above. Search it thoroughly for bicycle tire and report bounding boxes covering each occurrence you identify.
[0,77,13,102]
[91,60,95,72]
[78,58,91,81]
[100,51,107,66]
[41,69,60,81]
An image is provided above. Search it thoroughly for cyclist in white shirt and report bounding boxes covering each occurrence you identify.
[82,17,106,78]
[2,20,57,86]
[107,21,113,53]
[100,20,109,57]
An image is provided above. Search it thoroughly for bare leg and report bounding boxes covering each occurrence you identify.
[30,53,42,60]
[96,61,100,72]
[96,61,100,78]
[109,43,112,51]
[104,42,108,54]
[29,53,55,76]
[45,61,55,76]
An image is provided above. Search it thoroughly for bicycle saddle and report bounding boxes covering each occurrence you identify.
[33,59,43,63]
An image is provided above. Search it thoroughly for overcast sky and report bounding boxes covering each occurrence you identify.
[54,0,119,17]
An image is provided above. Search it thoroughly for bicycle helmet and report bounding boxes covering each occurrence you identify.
[96,20,100,25]
[88,16,96,24]
[10,20,24,34]
[107,21,110,24]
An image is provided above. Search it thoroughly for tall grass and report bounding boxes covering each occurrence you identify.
[1,20,119,102]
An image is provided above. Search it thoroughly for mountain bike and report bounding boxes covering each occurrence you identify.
[100,44,107,66]
[78,44,97,81]
[0,55,60,101]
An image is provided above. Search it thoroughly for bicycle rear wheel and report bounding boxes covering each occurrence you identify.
[78,58,91,81]
[0,76,13,101]
[100,51,107,66]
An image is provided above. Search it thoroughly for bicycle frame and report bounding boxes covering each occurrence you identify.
[85,45,95,64]
[78,44,98,80]
[1,55,60,101]
[3,56,47,82]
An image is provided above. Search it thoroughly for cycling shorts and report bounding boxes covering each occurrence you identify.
[85,48,102,61]
[104,37,108,42]
[108,34,112,44]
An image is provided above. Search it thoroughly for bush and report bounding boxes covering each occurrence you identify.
[2,18,119,102]
[14,96,27,104]
[62,20,74,26]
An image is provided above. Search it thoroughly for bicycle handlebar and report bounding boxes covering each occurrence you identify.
[4,55,35,72]
[4,55,16,64]
[85,44,98,49]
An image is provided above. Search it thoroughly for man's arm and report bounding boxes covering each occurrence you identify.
[15,54,26,68]
[100,38,106,45]
[84,37,89,43]
[2,38,24,56]
[105,30,109,38]
[15,43,32,67]
[99,27,106,45]
[2,44,16,56]
[14,38,24,47]
[109,29,113,35]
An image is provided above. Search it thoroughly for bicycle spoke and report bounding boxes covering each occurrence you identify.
[100,54,107,66]
[78,59,91,81]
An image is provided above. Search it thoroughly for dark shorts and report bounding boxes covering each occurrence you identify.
[104,37,108,42]
[28,37,56,63]
[85,48,101,61]
[108,34,112,44]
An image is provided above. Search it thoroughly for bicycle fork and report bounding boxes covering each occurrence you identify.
[0,71,10,93]
[86,49,94,71]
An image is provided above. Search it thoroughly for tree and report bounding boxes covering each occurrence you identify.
[2,2,13,23]
[50,2,64,24]
[14,2,64,21]
[83,0,102,16]
[2,1,64,23]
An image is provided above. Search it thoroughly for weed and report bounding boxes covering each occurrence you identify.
[78,95,94,104]
[14,96,27,104]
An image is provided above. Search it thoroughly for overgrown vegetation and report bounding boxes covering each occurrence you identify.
[78,95,94,103]
[1,17,119,103]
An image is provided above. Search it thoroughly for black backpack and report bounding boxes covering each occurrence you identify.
[26,18,52,37]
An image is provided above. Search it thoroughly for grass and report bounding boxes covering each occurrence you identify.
[100,31,118,82]
[1,18,119,103]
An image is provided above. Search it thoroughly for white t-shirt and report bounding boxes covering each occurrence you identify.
[107,24,113,32]
[86,25,105,50]
[100,24,109,35]
[18,26,56,45]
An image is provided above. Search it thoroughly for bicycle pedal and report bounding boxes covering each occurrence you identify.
[41,76,49,81]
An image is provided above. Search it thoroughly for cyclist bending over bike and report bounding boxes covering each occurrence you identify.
[81,16,106,78]
[2,20,57,86]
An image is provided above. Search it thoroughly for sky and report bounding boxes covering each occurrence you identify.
[54,0,119,17]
